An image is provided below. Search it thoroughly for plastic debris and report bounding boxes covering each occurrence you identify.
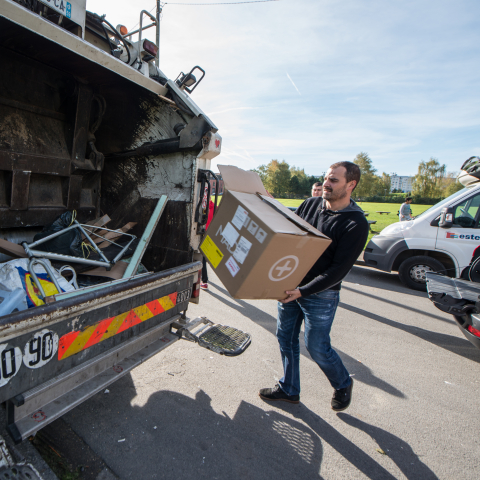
[104,389,110,394]
[118,439,125,443]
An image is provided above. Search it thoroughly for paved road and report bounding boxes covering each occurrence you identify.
[59,266,480,479]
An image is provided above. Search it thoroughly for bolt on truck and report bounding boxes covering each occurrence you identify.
[0,0,249,444]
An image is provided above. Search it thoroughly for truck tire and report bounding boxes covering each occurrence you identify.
[398,256,445,291]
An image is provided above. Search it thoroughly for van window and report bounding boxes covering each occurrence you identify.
[416,187,468,220]
[453,194,480,228]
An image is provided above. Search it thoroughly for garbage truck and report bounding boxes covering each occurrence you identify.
[0,0,250,445]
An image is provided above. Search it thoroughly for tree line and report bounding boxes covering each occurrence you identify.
[252,153,464,202]
[252,160,323,198]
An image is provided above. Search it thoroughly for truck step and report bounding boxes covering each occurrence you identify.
[172,317,251,356]
[198,325,251,356]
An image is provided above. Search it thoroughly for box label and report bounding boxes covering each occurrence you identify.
[255,228,267,244]
[233,236,252,264]
[225,256,240,277]
[232,206,249,230]
[247,220,258,236]
[201,235,224,268]
[221,222,240,248]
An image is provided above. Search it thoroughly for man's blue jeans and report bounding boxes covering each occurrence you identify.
[277,289,351,396]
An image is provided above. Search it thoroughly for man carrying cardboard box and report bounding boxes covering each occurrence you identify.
[259,161,369,411]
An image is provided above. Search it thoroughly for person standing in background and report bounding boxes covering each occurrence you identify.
[399,197,413,221]
[311,182,323,197]
[201,199,215,289]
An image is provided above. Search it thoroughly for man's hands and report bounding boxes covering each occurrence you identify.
[280,289,302,304]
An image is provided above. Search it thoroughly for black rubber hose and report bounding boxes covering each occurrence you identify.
[102,18,131,65]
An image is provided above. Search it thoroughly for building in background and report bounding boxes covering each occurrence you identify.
[209,174,224,195]
[390,175,414,193]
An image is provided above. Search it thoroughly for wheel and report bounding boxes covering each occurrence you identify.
[398,256,445,291]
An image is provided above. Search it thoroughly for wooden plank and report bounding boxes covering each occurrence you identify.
[97,222,137,248]
[81,261,128,280]
[0,239,27,259]
[10,170,30,210]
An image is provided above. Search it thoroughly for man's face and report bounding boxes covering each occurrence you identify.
[322,167,356,202]
[311,185,323,197]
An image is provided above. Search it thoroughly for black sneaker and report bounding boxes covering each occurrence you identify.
[331,378,353,412]
[259,384,300,404]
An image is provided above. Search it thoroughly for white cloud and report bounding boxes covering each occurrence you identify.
[95,0,480,175]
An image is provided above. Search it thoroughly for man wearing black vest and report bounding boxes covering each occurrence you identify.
[260,161,369,411]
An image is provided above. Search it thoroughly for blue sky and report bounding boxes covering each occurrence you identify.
[93,0,480,177]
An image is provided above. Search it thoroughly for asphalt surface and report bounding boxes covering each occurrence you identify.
[58,265,480,479]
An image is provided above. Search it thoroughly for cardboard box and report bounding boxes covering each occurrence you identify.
[200,165,331,299]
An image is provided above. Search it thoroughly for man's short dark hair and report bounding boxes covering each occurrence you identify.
[405,196,413,202]
[329,161,361,188]
[313,181,323,187]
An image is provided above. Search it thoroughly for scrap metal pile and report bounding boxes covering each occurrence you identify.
[0,196,167,315]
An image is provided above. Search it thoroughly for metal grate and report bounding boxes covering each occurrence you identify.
[0,465,42,480]
[198,325,251,356]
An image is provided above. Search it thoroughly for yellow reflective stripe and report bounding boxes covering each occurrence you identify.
[63,324,97,359]
[101,312,130,341]
[134,304,155,322]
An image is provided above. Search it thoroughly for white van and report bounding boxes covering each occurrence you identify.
[363,178,480,290]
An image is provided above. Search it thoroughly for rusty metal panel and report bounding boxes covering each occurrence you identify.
[67,175,83,210]
[10,170,30,210]
[0,151,71,176]
[71,84,93,167]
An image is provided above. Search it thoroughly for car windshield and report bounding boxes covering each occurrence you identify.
[414,187,469,220]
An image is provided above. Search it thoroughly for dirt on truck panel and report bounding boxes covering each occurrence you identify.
[0,0,223,448]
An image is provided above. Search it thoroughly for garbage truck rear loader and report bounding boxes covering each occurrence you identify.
[0,0,244,444]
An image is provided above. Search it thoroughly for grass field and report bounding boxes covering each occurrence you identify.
[276,199,433,245]
[214,196,433,246]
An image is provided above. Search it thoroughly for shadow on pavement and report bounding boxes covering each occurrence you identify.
[337,413,439,480]
[268,401,434,480]
[206,282,406,399]
[342,285,455,325]
[339,303,480,363]
[349,266,427,298]
[334,349,405,398]
[66,375,324,480]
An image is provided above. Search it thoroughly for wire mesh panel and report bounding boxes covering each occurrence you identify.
[198,325,251,356]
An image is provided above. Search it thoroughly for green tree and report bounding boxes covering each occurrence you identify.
[412,158,446,198]
[265,160,291,198]
[289,175,302,197]
[251,164,268,184]
[445,180,464,196]
[353,152,378,197]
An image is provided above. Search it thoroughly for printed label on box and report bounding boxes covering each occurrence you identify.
[233,236,252,264]
[225,256,240,277]
[221,222,240,248]
[200,235,224,268]
[255,228,267,244]
[232,206,249,230]
[247,219,258,236]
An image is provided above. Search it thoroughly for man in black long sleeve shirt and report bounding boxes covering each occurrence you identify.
[260,161,369,411]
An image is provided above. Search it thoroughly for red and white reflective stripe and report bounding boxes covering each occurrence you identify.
[192,269,202,298]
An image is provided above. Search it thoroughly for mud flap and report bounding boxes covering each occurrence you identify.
[172,317,251,356]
